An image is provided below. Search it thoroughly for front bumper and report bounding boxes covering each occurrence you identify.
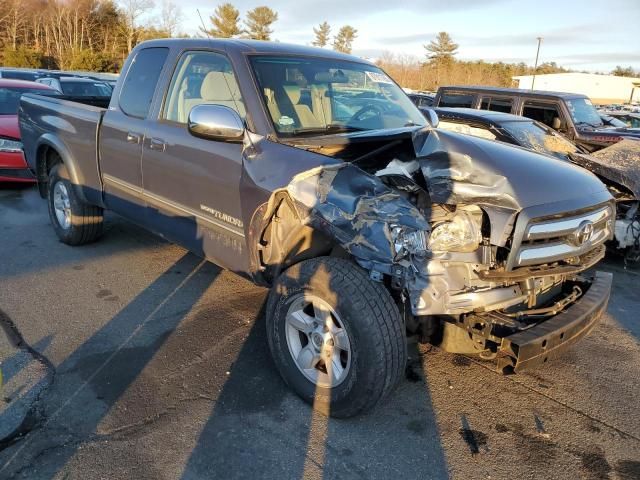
[0,151,35,182]
[495,271,612,373]
[0,168,35,182]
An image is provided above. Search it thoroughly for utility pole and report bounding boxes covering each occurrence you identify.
[531,37,543,90]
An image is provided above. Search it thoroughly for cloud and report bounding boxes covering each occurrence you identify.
[377,23,603,48]
[183,0,512,31]
[552,52,640,66]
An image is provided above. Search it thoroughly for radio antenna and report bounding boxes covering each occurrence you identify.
[197,9,210,39]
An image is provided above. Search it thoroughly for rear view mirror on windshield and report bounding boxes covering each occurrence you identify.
[313,71,349,83]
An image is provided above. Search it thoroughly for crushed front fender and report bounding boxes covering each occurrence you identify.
[286,163,430,270]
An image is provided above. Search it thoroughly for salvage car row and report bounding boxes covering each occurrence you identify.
[6,39,640,417]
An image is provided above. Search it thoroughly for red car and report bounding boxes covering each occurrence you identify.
[0,79,56,182]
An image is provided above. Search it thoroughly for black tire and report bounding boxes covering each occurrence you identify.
[266,257,407,418]
[47,163,104,245]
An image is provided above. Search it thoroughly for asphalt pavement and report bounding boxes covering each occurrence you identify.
[1,184,639,480]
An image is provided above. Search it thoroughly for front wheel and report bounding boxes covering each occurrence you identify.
[48,163,104,245]
[266,257,407,418]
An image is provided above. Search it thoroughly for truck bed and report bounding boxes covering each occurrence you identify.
[19,93,106,199]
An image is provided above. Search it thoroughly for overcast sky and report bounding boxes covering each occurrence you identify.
[168,0,640,72]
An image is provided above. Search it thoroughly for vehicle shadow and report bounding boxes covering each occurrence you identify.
[180,303,449,479]
[0,185,171,279]
[0,253,220,478]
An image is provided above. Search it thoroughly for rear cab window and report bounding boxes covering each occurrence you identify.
[438,92,475,108]
[119,47,169,118]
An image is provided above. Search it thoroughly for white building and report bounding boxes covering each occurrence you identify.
[512,72,640,104]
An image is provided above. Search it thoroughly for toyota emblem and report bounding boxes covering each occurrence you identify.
[572,221,594,246]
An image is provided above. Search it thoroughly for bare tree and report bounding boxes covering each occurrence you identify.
[3,0,26,49]
[119,0,154,51]
[160,0,182,37]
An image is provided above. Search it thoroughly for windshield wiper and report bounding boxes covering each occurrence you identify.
[575,121,602,129]
[291,124,366,135]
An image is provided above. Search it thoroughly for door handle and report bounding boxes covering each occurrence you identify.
[126,132,141,144]
[149,138,167,152]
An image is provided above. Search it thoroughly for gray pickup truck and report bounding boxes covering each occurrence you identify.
[20,39,615,417]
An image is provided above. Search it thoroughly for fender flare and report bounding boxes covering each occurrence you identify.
[35,134,88,202]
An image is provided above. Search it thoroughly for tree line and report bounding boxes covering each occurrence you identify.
[1,2,636,90]
[376,32,638,91]
[202,4,358,54]
[0,0,183,71]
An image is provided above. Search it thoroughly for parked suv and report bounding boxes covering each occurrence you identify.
[434,86,640,151]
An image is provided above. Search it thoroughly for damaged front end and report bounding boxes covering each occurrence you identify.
[257,127,615,372]
[570,139,640,264]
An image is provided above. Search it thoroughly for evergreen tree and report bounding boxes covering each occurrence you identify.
[200,3,242,38]
[244,6,278,41]
[333,25,357,54]
[312,21,331,48]
[424,32,458,63]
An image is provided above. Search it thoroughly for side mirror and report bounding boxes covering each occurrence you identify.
[421,107,439,128]
[188,104,244,141]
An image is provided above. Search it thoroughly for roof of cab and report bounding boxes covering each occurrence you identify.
[433,107,534,124]
[133,38,376,65]
[0,78,55,89]
[437,85,587,100]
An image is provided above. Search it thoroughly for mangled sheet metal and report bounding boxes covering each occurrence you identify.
[287,163,429,268]
[569,139,640,198]
[411,128,521,210]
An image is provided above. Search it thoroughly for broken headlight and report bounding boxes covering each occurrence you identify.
[428,211,482,252]
[391,226,428,257]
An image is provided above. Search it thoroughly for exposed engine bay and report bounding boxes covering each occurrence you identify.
[570,139,640,264]
[270,127,615,358]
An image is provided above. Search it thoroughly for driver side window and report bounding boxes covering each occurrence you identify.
[163,51,245,124]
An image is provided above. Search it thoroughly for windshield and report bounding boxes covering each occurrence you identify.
[602,115,628,128]
[0,87,55,115]
[502,120,577,159]
[61,81,111,97]
[566,98,603,128]
[250,55,425,137]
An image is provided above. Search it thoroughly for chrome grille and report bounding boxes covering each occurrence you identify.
[512,205,613,268]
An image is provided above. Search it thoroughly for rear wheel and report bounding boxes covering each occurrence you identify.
[266,257,407,418]
[47,163,103,245]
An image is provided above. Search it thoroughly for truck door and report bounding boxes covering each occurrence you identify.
[140,50,248,272]
[99,47,169,223]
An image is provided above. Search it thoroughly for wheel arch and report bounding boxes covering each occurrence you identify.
[247,190,343,287]
[35,135,87,202]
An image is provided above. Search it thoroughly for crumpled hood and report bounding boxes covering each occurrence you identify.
[569,139,640,199]
[412,128,610,211]
[0,115,20,140]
